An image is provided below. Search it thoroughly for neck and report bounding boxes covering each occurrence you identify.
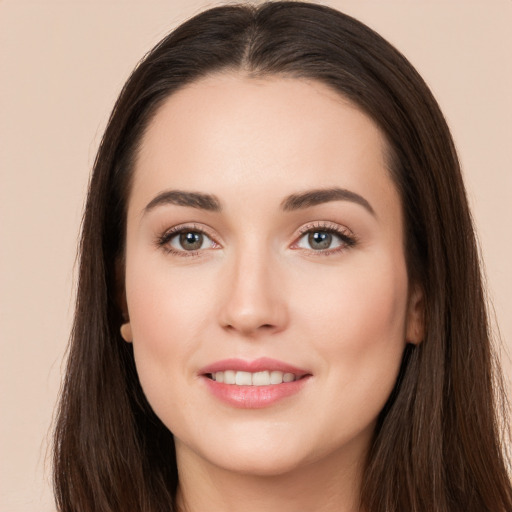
[175,442,365,512]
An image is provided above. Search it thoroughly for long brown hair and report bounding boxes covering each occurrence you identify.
[53,2,512,511]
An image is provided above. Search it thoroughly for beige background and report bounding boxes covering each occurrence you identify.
[1,1,511,510]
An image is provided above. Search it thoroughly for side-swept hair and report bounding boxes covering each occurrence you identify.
[53,2,512,511]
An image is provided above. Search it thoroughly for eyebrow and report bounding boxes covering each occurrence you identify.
[143,186,375,217]
[281,187,375,216]
[144,190,222,214]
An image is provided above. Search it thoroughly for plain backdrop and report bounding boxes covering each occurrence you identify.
[1,1,511,510]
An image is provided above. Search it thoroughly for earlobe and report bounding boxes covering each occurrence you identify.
[406,284,425,345]
[120,322,133,343]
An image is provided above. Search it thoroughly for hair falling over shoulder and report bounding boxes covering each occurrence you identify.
[52,2,512,511]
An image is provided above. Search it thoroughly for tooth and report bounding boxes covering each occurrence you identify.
[270,371,284,384]
[224,370,236,384]
[236,371,252,385]
[252,371,270,386]
[211,369,298,386]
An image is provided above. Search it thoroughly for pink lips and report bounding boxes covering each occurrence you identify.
[199,357,311,409]
[200,357,309,377]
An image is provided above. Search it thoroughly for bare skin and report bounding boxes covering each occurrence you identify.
[120,73,423,512]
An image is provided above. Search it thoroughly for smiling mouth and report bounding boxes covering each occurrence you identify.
[201,360,311,408]
[208,370,303,386]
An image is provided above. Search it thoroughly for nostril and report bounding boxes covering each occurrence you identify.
[218,292,288,335]
[223,322,276,334]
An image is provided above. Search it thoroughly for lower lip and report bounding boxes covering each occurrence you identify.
[202,376,310,409]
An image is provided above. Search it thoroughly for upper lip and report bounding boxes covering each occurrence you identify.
[199,357,311,378]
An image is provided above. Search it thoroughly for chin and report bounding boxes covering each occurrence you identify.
[175,427,313,477]
[208,446,308,477]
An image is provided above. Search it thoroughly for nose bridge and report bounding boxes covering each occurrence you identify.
[219,236,287,335]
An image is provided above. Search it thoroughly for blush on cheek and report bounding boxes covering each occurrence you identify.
[318,265,409,393]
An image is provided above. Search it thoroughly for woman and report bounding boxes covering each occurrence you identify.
[52,2,512,511]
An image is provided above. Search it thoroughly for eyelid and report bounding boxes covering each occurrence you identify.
[295,220,351,236]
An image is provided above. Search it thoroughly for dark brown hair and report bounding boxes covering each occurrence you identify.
[53,2,512,511]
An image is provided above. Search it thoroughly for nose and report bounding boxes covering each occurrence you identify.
[218,246,289,337]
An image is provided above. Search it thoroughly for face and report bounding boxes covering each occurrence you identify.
[121,73,423,477]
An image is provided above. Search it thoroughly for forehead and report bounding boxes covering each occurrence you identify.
[131,73,397,215]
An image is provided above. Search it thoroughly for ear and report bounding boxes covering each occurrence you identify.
[120,322,133,343]
[406,282,425,345]
[115,256,132,342]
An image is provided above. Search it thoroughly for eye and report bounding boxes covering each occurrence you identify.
[169,230,215,252]
[157,226,218,255]
[297,230,343,251]
[294,224,356,253]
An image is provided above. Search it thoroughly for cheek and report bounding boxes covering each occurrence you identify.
[123,255,216,411]
[126,249,214,343]
[297,255,409,415]
[297,251,409,342]
[329,268,407,351]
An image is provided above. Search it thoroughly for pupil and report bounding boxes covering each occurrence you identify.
[180,232,203,250]
[309,231,332,250]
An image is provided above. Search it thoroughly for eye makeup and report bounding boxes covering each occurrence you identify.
[154,219,357,259]
[292,221,357,256]
[155,223,219,258]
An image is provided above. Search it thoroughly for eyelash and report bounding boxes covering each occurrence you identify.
[156,221,357,258]
[156,223,217,258]
[294,221,357,256]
